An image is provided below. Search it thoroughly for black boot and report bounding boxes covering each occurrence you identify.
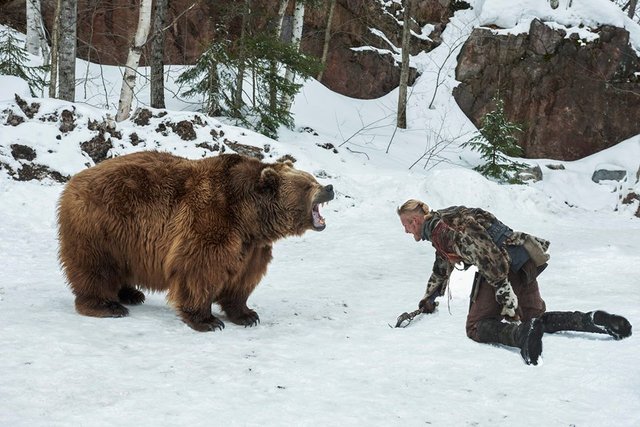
[541,311,632,340]
[476,318,544,365]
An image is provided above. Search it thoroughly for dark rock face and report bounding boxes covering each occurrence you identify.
[453,19,640,160]
[303,0,451,98]
[9,0,451,100]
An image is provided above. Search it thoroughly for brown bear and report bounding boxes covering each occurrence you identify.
[57,151,334,331]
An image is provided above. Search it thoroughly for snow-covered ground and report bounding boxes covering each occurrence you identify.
[1,0,639,426]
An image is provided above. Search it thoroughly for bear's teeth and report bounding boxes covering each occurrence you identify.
[312,209,325,227]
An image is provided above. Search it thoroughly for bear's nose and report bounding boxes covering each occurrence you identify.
[324,184,333,193]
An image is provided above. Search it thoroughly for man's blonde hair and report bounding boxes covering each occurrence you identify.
[397,199,431,217]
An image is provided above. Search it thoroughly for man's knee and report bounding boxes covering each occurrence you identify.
[466,321,481,342]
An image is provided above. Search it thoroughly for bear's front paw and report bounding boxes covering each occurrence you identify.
[182,312,226,332]
[193,316,225,332]
[229,310,260,328]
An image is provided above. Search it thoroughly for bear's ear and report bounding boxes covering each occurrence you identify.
[276,159,294,168]
[259,166,281,193]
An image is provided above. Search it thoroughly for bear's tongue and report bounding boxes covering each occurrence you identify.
[312,204,325,228]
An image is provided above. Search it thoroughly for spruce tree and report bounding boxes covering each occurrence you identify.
[462,96,527,183]
[177,33,319,139]
[0,30,48,96]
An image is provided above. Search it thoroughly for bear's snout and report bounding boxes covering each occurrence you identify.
[317,184,334,204]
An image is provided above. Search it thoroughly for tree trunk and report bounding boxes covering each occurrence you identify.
[396,0,412,129]
[58,0,77,101]
[629,0,638,19]
[233,0,251,117]
[283,0,305,110]
[317,0,336,81]
[26,0,41,56]
[48,0,62,98]
[150,0,168,109]
[269,0,289,113]
[206,59,220,116]
[116,0,153,122]
[275,0,289,36]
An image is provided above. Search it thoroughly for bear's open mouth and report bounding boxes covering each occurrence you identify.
[312,203,326,230]
[311,185,335,231]
[311,184,334,231]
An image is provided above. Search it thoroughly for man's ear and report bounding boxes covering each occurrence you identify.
[259,167,280,193]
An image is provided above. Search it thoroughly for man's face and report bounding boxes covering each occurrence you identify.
[400,213,423,242]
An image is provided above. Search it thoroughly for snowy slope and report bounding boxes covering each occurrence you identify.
[1,0,640,426]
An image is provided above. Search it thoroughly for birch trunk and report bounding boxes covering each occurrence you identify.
[317,0,336,81]
[396,0,412,129]
[150,0,167,109]
[116,0,153,122]
[275,0,289,37]
[48,0,62,98]
[283,0,305,110]
[26,0,41,56]
[58,0,77,101]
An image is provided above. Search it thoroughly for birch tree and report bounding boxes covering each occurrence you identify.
[396,0,412,129]
[275,0,289,35]
[116,0,153,122]
[150,0,167,109]
[317,0,336,81]
[48,0,61,98]
[58,0,77,101]
[26,0,45,57]
[283,0,305,110]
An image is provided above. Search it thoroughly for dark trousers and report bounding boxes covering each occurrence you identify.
[466,259,546,342]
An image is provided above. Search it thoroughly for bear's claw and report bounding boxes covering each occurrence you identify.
[182,312,225,332]
[230,311,260,327]
[193,317,225,332]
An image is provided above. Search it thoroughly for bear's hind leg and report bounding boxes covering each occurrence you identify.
[118,286,146,305]
[75,295,129,317]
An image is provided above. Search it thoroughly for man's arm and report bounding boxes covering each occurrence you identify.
[419,253,453,313]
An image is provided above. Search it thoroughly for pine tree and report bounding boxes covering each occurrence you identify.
[176,35,231,117]
[0,29,48,96]
[462,96,527,183]
[177,33,319,139]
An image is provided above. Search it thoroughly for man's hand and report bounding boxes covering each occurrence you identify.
[501,306,521,322]
[418,298,437,314]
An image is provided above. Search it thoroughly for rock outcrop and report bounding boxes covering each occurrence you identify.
[453,19,640,160]
[0,0,456,99]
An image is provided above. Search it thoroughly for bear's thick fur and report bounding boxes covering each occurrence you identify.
[57,151,334,331]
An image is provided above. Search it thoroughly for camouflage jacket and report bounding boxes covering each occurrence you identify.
[421,206,550,317]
